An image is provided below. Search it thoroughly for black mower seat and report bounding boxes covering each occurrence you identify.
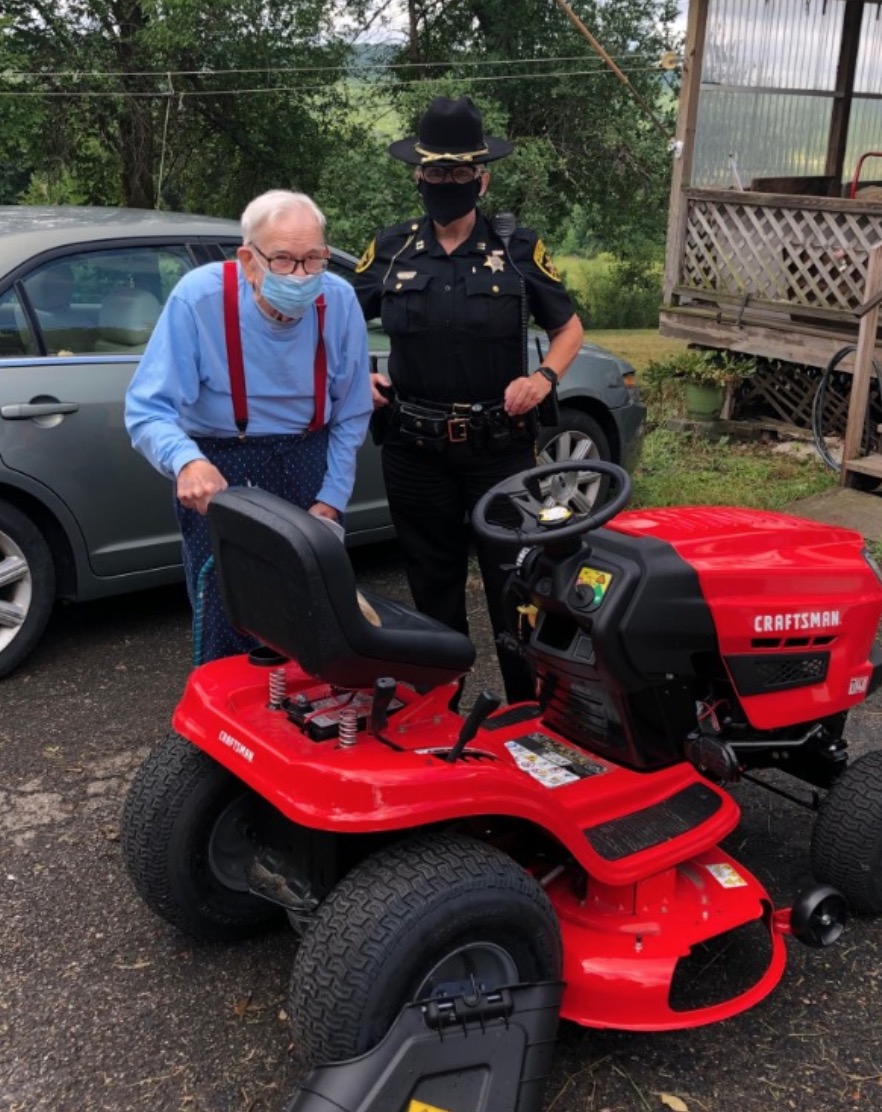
[207,486,476,690]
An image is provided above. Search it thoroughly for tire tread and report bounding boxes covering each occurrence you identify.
[122,732,278,941]
[810,749,882,914]
[289,832,560,1065]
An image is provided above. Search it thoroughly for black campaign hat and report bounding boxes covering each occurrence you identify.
[388,96,513,165]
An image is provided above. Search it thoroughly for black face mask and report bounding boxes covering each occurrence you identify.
[417,179,482,226]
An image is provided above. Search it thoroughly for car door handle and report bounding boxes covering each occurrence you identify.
[1,402,80,419]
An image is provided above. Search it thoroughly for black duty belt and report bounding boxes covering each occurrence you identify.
[390,394,536,450]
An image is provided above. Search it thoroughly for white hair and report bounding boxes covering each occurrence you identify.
[240,190,326,242]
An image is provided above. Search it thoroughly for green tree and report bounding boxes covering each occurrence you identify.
[0,0,361,214]
[383,0,680,258]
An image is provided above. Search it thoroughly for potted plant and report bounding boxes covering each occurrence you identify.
[646,348,758,420]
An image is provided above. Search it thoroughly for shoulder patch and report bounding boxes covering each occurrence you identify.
[354,239,376,274]
[533,239,561,282]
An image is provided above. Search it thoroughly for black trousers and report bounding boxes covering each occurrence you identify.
[381,439,537,704]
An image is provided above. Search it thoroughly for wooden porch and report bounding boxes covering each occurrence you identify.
[661,187,882,372]
[660,0,882,486]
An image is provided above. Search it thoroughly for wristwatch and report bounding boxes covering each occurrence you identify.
[534,365,559,387]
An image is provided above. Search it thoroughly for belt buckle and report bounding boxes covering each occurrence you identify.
[447,416,469,442]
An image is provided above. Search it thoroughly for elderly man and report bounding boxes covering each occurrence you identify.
[125,189,372,663]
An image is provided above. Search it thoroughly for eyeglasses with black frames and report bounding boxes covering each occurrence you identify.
[248,243,330,276]
[419,165,484,185]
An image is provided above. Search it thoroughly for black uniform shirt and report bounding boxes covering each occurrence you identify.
[352,211,575,405]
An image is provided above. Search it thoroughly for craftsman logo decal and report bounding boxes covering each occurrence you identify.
[705,863,748,888]
[849,675,870,695]
[753,610,840,633]
[218,730,254,763]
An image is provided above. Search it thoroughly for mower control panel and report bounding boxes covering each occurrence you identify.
[572,565,614,610]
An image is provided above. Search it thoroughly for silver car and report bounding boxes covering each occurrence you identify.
[0,205,645,677]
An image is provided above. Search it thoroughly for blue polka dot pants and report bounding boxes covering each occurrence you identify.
[175,429,331,665]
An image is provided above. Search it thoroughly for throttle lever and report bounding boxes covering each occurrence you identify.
[446,690,502,763]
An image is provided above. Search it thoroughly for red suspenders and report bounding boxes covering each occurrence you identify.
[222,260,327,439]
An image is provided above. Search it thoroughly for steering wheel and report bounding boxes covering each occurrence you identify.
[472,460,631,546]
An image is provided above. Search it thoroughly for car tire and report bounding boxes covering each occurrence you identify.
[288,831,561,1067]
[122,732,285,942]
[810,750,882,914]
[537,408,612,511]
[0,499,55,679]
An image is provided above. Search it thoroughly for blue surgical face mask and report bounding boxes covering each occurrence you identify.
[260,271,322,320]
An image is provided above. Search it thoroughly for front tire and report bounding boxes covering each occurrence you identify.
[810,750,882,914]
[0,499,55,679]
[288,832,561,1066]
[122,732,283,941]
[537,408,612,512]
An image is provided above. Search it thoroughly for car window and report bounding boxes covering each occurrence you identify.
[0,286,37,358]
[17,246,193,357]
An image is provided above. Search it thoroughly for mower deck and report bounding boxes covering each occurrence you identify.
[175,654,742,887]
[172,653,790,1031]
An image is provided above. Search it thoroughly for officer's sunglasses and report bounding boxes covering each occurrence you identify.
[248,243,330,276]
[419,165,484,185]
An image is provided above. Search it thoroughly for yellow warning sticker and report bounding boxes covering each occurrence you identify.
[576,566,613,604]
[354,237,376,274]
[705,862,748,888]
[407,1102,452,1112]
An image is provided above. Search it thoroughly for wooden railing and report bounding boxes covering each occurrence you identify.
[842,243,882,485]
[671,188,882,325]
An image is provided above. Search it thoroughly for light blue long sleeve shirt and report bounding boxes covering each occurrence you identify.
[124,262,372,513]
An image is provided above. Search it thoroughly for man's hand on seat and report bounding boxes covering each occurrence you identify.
[177,459,227,515]
[308,502,340,522]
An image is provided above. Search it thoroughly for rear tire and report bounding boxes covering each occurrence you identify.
[122,732,284,941]
[810,750,882,914]
[0,499,55,679]
[288,832,561,1066]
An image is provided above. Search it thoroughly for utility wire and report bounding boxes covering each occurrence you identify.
[0,52,665,81]
[0,66,674,98]
[552,0,674,140]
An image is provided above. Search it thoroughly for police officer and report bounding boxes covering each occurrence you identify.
[353,96,584,703]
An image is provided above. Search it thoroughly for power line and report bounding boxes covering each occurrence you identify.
[0,53,665,81]
[0,66,673,99]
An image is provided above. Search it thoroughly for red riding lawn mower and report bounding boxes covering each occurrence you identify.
[122,461,882,1112]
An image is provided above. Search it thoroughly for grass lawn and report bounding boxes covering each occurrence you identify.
[587,328,839,512]
[584,327,687,373]
[631,427,837,510]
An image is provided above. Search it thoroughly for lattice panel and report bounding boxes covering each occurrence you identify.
[680,196,882,313]
[734,361,882,454]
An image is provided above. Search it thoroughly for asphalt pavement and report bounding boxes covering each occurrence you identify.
[3,540,882,1112]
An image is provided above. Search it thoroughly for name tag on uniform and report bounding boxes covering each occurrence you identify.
[396,270,417,280]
